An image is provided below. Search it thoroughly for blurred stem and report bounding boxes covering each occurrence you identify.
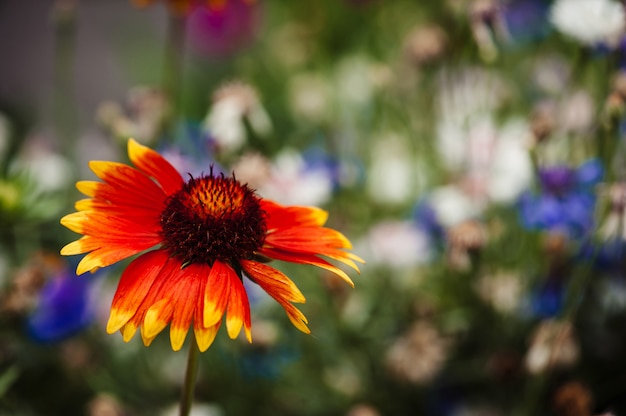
[162,14,187,142]
[600,102,620,184]
[179,332,200,416]
[522,242,600,414]
[52,0,78,174]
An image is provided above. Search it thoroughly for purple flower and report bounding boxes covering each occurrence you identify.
[27,265,102,343]
[502,0,551,45]
[187,0,260,57]
[518,159,603,238]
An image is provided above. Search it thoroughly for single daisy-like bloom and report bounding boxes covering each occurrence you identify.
[60,139,362,351]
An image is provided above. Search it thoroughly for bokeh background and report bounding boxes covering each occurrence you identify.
[2,0,626,415]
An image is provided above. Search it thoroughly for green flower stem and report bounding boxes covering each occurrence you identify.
[179,332,200,416]
[52,0,77,168]
[162,14,187,142]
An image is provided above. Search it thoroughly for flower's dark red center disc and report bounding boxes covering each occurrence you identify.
[160,173,267,267]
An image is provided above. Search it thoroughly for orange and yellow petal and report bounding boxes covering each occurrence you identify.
[241,260,306,303]
[141,298,174,346]
[225,272,252,342]
[194,278,221,352]
[107,251,216,351]
[136,259,203,351]
[259,247,357,287]
[127,138,183,196]
[261,200,329,229]
[241,260,310,333]
[203,261,252,341]
[167,264,205,351]
[61,210,160,239]
[75,180,164,214]
[203,261,233,328]
[61,140,182,275]
[275,299,310,334]
[194,321,221,352]
[88,160,167,205]
[107,250,170,334]
[259,200,364,288]
[264,227,363,271]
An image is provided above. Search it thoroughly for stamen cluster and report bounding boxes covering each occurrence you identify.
[160,173,267,267]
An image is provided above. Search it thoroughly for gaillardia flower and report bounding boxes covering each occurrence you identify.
[60,139,362,351]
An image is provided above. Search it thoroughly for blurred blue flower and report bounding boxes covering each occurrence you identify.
[27,264,102,343]
[301,146,343,189]
[158,122,221,178]
[502,0,551,45]
[578,238,626,276]
[527,279,566,318]
[412,201,446,243]
[517,159,603,238]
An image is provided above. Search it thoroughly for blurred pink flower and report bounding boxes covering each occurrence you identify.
[188,0,261,56]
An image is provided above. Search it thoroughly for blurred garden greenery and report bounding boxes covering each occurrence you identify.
[2,0,626,415]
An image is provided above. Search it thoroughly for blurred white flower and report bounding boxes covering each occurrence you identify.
[435,67,531,204]
[557,89,595,134]
[230,152,272,190]
[475,272,523,314]
[12,136,71,192]
[324,361,362,396]
[255,149,333,206]
[97,86,170,146]
[385,321,450,384]
[525,319,579,374]
[288,72,333,124]
[428,185,483,227]
[531,54,572,94]
[437,116,532,205]
[485,119,533,203]
[335,55,377,110]
[203,81,272,153]
[437,67,509,126]
[357,220,432,269]
[367,134,416,205]
[550,0,626,46]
